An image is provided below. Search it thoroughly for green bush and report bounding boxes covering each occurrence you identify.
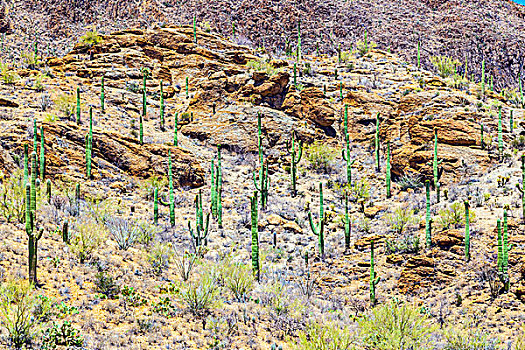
[438,201,475,230]
[148,242,174,276]
[173,249,198,281]
[176,267,221,315]
[80,29,103,46]
[94,271,120,299]
[0,62,19,84]
[385,233,420,255]
[305,140,337,173]
[430,56,460,78]
[54,93,76,119]
[70,219,105,263]
[358,300,436,350]
[246,59,282,76]
[291,321,354,350]
[0,279,42,348]
[0,170,26,224]
[222,259,254,301]
[385,207,417,234]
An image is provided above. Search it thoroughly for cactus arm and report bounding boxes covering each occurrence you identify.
[308,212,319,236]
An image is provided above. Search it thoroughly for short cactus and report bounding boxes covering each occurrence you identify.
[100,75,105,113]
[498,210,513,292]
[153,187,158,225]
[76,87,81,124]
[342,191,351,252]
[342,105,356,186]
[464,200,470,262]
[173,112,179,147]
[386,142,391,198]
[211,145,223,228]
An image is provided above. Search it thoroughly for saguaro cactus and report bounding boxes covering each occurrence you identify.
[516,154,525,222]
[464,201,470,262]
[308,182,325,257]
[173,112,179,147]
[168,151,175,226]
[498,210,512,292]
[160,81,165,130]
[254,112,269,208]
[289,132,303,196]
[370,240,380,305]
[510,110,514,133]
[211,145,223,228]
[480,123,484,149]
[39,126,45,180]
[250,191,260,281]
[374,113,380,172]
[100,75,105,113]
[425,180,432,247]
[481,59,485,97]
[188,190,210,249]
[297,20,301,62]
[342,191,351,252]
[386,142,391,198]
[76,87,81,124]
[186,77,189,99]
[432,129,443,192]
[23,144,28,185]
[153,187,158,225]
[193,15,197,43]
[417,40,421,69]
[26,152,44,285]
[85,108,93,179]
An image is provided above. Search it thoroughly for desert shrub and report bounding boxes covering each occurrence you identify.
[356,40,377,56]
[350,178,371,203]
[80,29,102,46]
[0,170,26,223]
[260,280,304,317]
[87,197,117,225]
[515,328,525,350]
[148,242,174,275]
[430,56,461,78]
[246,59,281,76]
[54,93,76,119]
[41,321,84,349]
[176,267,221,315]
[0,279,42,349]
[358,300,436,350]
[173,249,199,281]
[21,50,40,69]
[70,219,105,263]
[0,62,19,84]
[386,206,417,234]
[398,173,423,191]
[105,216,140,250]
[139,175,167,200]
[94,271,120,299]
[136,220,161,246]
[443,326,499,350]
[304,140,337,173]
[385,233,420,255]
[438,201,475,230]
[291,321,354,350]
[222,259,254,301]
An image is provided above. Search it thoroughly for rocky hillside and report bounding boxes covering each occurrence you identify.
[5,0,525,91]
[0,23,524,349]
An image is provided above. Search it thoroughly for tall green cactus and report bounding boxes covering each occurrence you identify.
[46,179,51,204]
[100,75,105,113]
[188,189,210,249]
[308,182,325,257]
[481,59,485,97]
[33,118,38,158]
[510,110,514,133]
[498,105,503,160]
[432,129,443,192]
[39,126,45,180]
[293,63,297,87]
[370,240,380,305]
[516,154,525,222]
[425,180,431,248]
[153,187,158,225]
[85,108,93,179]
[289,132,302,196]
[76,87,81,124]
[417,40,420,70]
[520,72,524,107]
[498,210,512,292]
[160,81,165,130]
[26,152,43,285]
[464,200,470,262]
[211,145,223,228]
[250,191,260,281]
[342,191,351,252]
[386,142,391,198]
[23,144,28,185]
[173,112,179,147]
[375,113,380,172]
[342,105,356,186]
[186,77,189,99]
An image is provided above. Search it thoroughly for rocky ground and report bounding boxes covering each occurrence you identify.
[0,23,524,349]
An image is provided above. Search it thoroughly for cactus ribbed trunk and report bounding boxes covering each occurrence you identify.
[425,180,431,248]
[250,191,259,281]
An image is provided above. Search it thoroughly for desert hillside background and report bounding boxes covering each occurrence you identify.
[0,0,524,349]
